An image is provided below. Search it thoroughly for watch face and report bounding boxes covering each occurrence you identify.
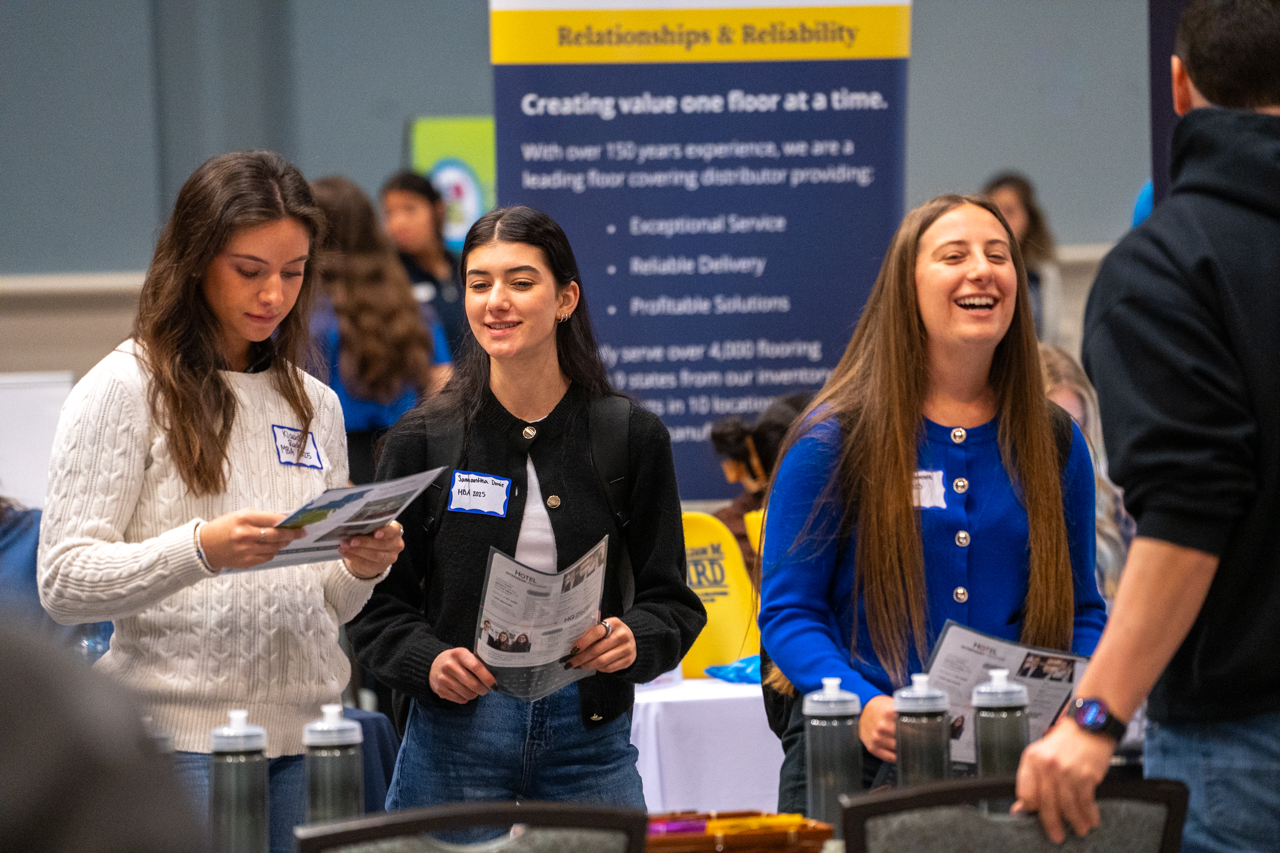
[1076,700,1108,728]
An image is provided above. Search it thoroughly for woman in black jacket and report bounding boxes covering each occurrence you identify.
[349,206,705,811]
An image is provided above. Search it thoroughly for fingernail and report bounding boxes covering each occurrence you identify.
[569,647,579,656]
[563,662,574,670]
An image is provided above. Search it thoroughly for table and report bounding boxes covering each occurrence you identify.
[630,678,783,814]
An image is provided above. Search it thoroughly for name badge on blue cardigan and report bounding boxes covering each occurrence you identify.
[912,470,946,509]
[448,471,511,517]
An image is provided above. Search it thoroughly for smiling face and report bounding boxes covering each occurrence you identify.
[914,204,1018,360]
[202,217,310,371]
[464,240,579,370]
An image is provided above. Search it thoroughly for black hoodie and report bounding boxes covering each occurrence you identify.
[1083,107,1280,724]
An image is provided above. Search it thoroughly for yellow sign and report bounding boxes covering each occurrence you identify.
[681,511,760,678]
[491,6,911,65]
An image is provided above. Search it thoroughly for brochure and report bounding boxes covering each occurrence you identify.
[244,467,445,570]
[924,620,1088,764]
[474,535,610,701]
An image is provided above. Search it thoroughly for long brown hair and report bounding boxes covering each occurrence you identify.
[133,150,324,496]
[767,194,1073,688]
[311,175,433,403]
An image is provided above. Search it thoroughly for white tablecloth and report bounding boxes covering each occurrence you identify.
[630,678,783,814]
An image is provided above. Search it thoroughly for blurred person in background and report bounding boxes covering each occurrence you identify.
[709,392,811,573]
[0,622,206,852]
[1,494,114,656]
[1040,344,1135,600]
[311,175,448,485]
[381,170,467,352]
[983,172,1064,346]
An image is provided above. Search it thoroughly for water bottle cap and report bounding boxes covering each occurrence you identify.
[303,704,363,747]
[210,709,267,752]
[893,673,949,713]
[803,676,862,716]
[971,668,1029,708]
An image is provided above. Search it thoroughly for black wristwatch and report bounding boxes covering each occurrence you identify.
[1071,697,1128,741]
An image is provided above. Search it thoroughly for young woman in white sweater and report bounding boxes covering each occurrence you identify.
[38,150,404,852]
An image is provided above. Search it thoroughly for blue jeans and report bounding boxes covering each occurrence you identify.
[1145,710,1280,853]
[174,751,306,853]
[387,682,645,812]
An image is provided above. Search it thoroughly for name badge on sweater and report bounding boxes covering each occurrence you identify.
[449,471,511,517]
[272,425,325,470]
[912,470,946,509]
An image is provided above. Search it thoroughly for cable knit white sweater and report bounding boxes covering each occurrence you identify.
[39,340,379,756]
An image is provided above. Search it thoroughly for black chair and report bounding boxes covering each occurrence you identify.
[841,776,1188,853]
[294,801,648,853]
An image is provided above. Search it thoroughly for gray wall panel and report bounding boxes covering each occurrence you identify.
[0,0,160,272]
[906,0,1150,244]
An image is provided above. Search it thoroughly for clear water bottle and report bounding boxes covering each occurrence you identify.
[804,677,862,835]
[894,673,950,786]
[210,710,269,853]
[972,668,1029,777]
[303,704,364,823]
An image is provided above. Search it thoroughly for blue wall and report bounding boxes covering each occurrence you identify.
[0,0,1147,275]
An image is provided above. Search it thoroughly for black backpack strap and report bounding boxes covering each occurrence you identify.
[1048,401,1074,474]
[589,395,634,610]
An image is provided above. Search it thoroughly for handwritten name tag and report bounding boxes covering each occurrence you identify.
[449,471,511,517]
[912,470,946,509]
[272,425,324,470]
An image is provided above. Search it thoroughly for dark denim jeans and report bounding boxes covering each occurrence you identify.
[387,682,645,812]
[1145,709,1280,853]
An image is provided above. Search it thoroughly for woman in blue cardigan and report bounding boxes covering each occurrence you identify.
[758,195,1106,808]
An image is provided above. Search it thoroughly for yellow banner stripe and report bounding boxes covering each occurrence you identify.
[491,6,910,64]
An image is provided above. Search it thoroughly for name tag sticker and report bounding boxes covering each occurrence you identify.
[449,471,511,517]
[912,470,946,509]
[272,425,325,470]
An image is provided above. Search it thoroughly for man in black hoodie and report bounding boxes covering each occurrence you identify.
[1015,2,1280,850]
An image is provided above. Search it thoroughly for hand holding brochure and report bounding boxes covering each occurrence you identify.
[474,535,610,702]
[924,620,1088,764]
[246,467,445,570]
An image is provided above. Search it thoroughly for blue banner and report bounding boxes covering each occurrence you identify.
[492,4,910,499]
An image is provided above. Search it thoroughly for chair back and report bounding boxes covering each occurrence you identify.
[743,508,764,555]
[294,801,647,853]
[680,511,760,678]
[841,776,1188,853]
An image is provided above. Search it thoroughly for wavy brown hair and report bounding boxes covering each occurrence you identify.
[765,194,1073,690]
[132,150,324,496]
[311,176,433,404]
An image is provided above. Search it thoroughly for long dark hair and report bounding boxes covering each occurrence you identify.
[403,206,613,430]
[764,194,1072,689]
[311,175,433,403]
[133,150,325,496]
